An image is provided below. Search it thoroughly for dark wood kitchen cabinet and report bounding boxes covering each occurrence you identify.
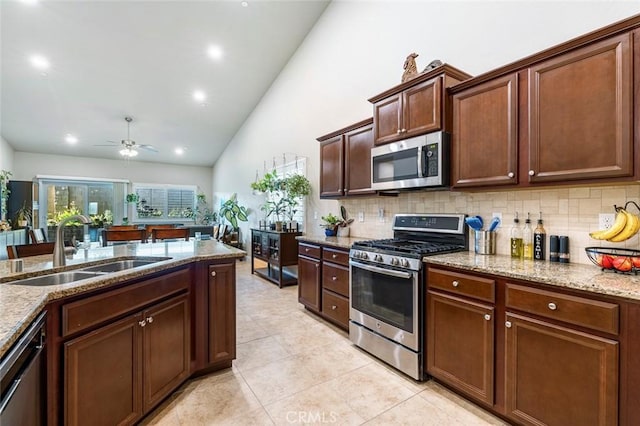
[298,243,322,312]
[206,262,236,365]
[450,26,635,189]
[64,293,189,426]
[426,268,496,406]
[368,64,471,146]
[317,118,375,198]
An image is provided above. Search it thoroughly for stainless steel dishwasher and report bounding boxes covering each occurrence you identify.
[0,311,46,426]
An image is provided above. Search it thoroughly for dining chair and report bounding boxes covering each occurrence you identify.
[101,229,147,246]
[7,242,57,259]
[29,228,48,244]
[108,225,139,230]
[145,224,175,236]
[151,227,190,242]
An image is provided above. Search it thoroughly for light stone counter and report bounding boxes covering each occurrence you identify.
[0,240,245,358]
[425,251,640,302]
[296,235,371,250]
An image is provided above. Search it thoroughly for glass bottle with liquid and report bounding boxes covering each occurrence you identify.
[510,212,523,259]
[523,213,533,260]
[534,212,547,261]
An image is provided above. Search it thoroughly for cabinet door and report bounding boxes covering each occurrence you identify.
[403,77,442,137]
[208,263,236,364]
[65,314,143,426]
[344,123,375,196]
[528,33,632,182]
[142,294,190,412]
[427,291,494,405]
[298,256,321,312]
[505,313,618,426]
[373,93,402,145]
[452,73,518,188]
[319,136,344,197]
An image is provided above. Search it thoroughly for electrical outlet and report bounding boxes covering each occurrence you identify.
[358,211,364,222]
[313,211,318,220]
[599,213,615,230]
[378,208,385,222]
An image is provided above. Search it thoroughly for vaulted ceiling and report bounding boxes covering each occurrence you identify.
[1,0,330,166]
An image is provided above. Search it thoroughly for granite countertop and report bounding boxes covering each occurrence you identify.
[0,240,245,359]
[426,252,640,302]
[296,235,368,250]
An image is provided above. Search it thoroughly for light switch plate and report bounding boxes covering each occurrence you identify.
[358,211,364,222]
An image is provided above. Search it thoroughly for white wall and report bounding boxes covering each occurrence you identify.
[13,152,213,196]
[0,136,14,173]
[211,1,640,250]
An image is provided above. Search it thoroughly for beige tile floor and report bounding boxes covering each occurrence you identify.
[141,261,509,425]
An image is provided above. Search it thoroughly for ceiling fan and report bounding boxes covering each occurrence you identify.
[96,116,158,157]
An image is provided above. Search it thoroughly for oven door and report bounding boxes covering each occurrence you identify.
[349,260,420,351]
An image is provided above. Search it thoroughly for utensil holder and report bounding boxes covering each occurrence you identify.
[475,230,496,255]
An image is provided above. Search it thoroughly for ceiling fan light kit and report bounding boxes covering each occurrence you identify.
[94,116,158,158]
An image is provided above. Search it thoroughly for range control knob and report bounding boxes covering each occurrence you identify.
[360,252,368,260]
[374,254,383,262]
[400,259,409,267]
[390,257,399,266]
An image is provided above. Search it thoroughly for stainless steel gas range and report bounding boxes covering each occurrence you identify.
[349,213,468,380]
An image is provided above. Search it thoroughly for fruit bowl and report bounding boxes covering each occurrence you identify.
[585,247,640,274]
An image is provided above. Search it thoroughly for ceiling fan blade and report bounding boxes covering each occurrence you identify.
[138,144,158,153]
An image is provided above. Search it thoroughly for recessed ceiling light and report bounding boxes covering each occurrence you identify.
[241,1,249,7]
[65,134,78,144]
[207,45,224,61]
[20,0,39,5]
[29,54,50,71]
[193,90,206,103]
[175,147,185,155]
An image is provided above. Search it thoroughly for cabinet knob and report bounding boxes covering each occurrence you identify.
[505,321,512,328]
[315,264,319,268]
[376,322,381,329]
[452,280,459,287]
[401,128,406,133]
[332,276,337,281]
[548,302,557,311]
[332,254,337,259]
[507,172,514,178]
[305,248,309,252]
[331,305,337,310]
[529,170,535,176]
[396,130,401,134]
[147,316,154,323]
[484,314,491,321]
[139,320,146,327]
[211,271,216,277]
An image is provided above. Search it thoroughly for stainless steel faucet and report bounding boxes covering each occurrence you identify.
[53,214,90,267]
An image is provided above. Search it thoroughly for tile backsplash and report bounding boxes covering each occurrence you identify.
[337,183,640,265]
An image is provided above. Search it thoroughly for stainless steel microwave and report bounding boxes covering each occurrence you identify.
[371,132,449,191]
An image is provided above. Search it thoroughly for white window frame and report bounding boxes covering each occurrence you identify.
[130,183,197,224]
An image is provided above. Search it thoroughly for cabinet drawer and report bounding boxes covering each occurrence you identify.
[322,290,349,328]
[62,268,190,337]
[299,243,321,259]
[505,283,619,335]
[322,263,349,297]
[322,248,349,266]
[427,268,495,303]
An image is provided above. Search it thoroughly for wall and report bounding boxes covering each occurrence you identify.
[211,1,640,264]
[13,152,213,196]
[0,136,14,172]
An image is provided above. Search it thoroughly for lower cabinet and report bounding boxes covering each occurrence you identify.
[298,253,321,312]
[207,262,236,365]
[64,294,189,426]
[504,313,618,426]
[427,291,494,405]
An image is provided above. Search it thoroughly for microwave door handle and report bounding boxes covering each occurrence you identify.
[350,260,413,279]
[416,146,424,177]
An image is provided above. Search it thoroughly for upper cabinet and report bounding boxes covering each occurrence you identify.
[368,64,472,146]
[318,118,376,198]
[450,18,638,190]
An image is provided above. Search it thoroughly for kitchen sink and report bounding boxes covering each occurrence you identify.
[80,257,171,273]
[7,271,104,286]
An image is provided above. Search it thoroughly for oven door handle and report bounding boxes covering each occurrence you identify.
[350,260,414,279]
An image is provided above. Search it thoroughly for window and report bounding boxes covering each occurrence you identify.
[132,184,196,222]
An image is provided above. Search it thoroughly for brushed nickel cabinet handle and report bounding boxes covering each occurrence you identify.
[139,320,146,327]
[147,316,153,323]
[331,305,337,310]
[484,314,491,321]
[529,170,535,176]
[332,276,337,281]
[332,254,337,259]
[452,280,459,287]
[401,128,407,133]
[505,321,512,328]
[548,302,557,311]
[507,172,514,178]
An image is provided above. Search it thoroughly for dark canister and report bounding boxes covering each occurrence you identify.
[549,235,559,262]
[559,236,570,263]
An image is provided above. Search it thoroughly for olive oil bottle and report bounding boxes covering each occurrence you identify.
[510,212,523,259]
[523,213,533,260]
[533,212,547,261]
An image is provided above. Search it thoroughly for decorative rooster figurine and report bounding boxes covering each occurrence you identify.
[401,52,419,83]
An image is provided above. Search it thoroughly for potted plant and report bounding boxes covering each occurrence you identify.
[320,213,341,236]
[281,173,311,231]
[251,171,311,232]
[337,205,354,237]
[15,201,31,228]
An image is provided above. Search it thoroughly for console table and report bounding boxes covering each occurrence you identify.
[250,228,301,288]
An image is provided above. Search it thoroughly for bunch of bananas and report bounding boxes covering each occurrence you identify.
[590,208,640,242]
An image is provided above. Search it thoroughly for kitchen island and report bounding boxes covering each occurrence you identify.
[0,239,245,425]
